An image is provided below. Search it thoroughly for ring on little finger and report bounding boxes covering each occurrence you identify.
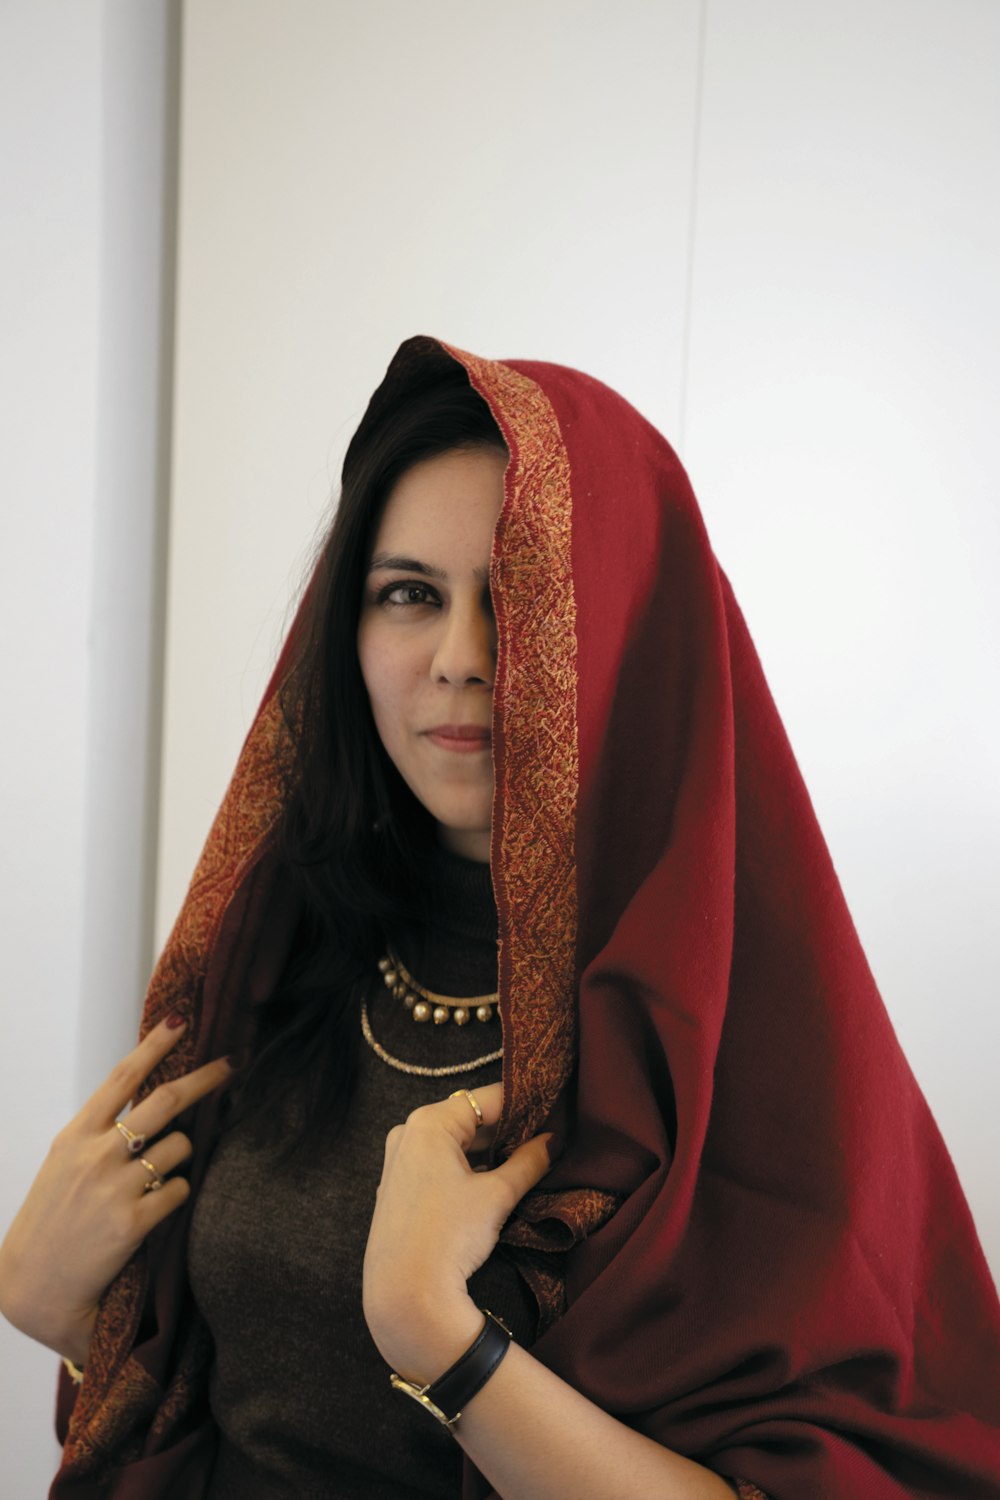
[115,1119,147,1156]
[139,1157,165,1193]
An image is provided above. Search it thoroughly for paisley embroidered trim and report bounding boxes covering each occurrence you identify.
[59,1260,154,1474]
[446,346,580,1151]
[59,1353,161,1477]
[139,689,294,1073]
[60,690,294,1474]
[445,345,620,1281]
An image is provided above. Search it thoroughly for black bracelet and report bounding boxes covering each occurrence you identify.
[389,1309,512,1428]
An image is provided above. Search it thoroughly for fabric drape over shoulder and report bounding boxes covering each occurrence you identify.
[52,337,1000,1498]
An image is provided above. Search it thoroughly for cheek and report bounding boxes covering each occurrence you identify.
[357,633,412,741]
[357,624,385,700]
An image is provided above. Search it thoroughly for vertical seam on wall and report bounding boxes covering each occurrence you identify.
[678,0,708,456]
[145,0,184,982]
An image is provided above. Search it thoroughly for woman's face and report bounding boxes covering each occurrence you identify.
[357,445,507,862]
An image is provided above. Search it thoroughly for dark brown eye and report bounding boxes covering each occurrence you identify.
[377,581,439,608]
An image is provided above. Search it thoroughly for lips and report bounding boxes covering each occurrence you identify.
[423,724,492,752]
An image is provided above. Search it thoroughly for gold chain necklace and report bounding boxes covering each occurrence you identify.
[362,947,501,1077]
[360,997,502,1078]
[378,950,498,1026]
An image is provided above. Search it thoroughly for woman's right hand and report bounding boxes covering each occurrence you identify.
[0,1013,231,1367]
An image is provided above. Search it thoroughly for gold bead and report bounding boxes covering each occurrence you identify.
[412,1001,431,1023]
[432,1006,449,1025]
[475,1004,493,1024]
[392,983,407,1001]
[453,1007,470,1026]
[403,992,416,1010]
[378,957,391,973]
[383,969,397,987]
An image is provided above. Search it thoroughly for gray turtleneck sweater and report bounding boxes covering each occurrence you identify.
[187,849,536,1498]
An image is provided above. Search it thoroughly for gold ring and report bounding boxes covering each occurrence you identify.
[449,1088,484,1127]
[139,1157,164,1193]
[115,1119,146,1156]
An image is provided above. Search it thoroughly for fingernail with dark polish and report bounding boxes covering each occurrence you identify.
[165,1010,187,1030]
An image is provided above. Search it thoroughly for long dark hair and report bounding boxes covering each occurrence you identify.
[227,342,506,1152]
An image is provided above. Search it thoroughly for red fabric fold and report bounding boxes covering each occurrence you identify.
[473,351,1000,1495]
[52,338,1000,1497]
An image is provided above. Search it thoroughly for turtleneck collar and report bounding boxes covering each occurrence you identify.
[419,842,498,946]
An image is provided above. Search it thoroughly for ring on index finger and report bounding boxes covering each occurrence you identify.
[449,1088,484,1128]
[115,1119,147,1156]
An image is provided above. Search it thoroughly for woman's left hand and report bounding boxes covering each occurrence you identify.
[362,1083,552,1383]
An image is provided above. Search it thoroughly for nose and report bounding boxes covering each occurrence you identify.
[430,592,496,687]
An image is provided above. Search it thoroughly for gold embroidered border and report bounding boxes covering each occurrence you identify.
[59,1352,160,1477]
[445,346,579,1149]
[61,690,293,1474]
[139,690,293,1060]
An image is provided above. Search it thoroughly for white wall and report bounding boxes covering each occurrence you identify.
[0,7,100,1491]
[2,0,997,1487]
[162,0,999,1280]
[157,0,703,938]
[0,3,177,1493]
[682,0,1000,1262]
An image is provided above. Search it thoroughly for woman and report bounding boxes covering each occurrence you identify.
[2,336,998,1498]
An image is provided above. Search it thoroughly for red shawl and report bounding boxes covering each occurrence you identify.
[52,337,1000,1497]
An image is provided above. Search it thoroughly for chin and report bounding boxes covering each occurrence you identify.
[424,789,492,832]
[430,804,493,858]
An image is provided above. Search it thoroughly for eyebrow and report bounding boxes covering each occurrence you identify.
[367,553,490,584]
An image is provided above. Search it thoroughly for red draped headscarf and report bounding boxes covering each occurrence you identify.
[53,338,1000,1498]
